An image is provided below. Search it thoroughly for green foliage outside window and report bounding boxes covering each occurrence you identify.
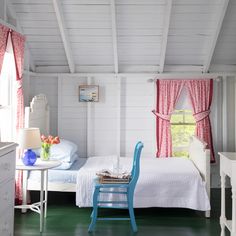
[171,110,195,157]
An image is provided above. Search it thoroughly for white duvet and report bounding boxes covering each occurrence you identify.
[76,156,210,211]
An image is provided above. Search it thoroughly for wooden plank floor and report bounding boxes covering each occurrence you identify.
[14,189,231,236]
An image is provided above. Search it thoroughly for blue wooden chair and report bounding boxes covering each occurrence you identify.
[88,141,144,232]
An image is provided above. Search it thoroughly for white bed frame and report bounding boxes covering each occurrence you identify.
[25,94,211,217]
[189,136,211,217]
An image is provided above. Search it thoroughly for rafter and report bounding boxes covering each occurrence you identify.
[159,0,172,73]
[7,0,36,72]
[203,0,229,73]
[110,0,119,74]
[52,0,75,73]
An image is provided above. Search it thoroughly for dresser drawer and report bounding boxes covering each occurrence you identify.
[0,179,15,213]
[0,151,16,183]
[0,208,14,236]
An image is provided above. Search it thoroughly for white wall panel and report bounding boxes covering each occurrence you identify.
[28,74,236,188]
[57,76,119,157]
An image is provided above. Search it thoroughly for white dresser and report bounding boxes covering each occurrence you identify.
[0,142,17,236]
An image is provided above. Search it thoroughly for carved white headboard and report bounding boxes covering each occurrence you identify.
[25,94,50,136]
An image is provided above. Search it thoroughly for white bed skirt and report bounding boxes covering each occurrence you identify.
[76,156,210,211]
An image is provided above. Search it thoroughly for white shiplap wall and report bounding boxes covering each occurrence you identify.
[120,76,155,157]
[57,75,155,158]
[29,75,156,158]
[28,74,236,187]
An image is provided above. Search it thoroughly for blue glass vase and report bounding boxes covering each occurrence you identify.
[22,149,37,166]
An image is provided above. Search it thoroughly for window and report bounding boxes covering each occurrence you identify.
[0,36,16,142]
[171,110,195,157]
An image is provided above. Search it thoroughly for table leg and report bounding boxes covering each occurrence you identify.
[40,170,45,233]
[44,170,48,218]
[22,170,28,213]
[232,187,236,236]
[220,172,226,236]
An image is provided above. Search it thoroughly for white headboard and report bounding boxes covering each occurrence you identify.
[25,94,50,136]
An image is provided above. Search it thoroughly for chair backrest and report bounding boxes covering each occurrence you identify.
[129,141,144,190]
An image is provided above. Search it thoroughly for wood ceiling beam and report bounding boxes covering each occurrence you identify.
[27,71,231,79]
[110,0,119,74]
[52,0,75,73]
[7,0,36,72]
[159,0,172,73]
[203,0,229,73]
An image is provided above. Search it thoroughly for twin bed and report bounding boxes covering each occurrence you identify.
[24,94,211,217]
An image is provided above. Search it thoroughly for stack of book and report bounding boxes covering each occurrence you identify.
[96,169,131,184]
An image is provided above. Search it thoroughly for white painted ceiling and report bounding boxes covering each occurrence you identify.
[8,0,236,73]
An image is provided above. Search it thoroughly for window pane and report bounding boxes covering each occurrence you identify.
[185,113,195,123]
[171,114,183,123]
[0,53,11,106]
[171,109,196,157]
[0,49,16,142]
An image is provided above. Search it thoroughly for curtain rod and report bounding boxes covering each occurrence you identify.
[148,77,221,83]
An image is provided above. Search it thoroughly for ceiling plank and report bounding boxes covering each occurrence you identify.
[203,0,229,73]
[159,0,172,73]
[7,0,36,72]
[110,0,119,73]
[52,0,75,73]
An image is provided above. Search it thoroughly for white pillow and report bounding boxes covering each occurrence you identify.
[50,139,78,161]
[52,153,79,170]
[33,139,78,162]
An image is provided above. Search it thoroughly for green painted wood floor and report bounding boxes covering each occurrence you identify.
[14,189,230,236]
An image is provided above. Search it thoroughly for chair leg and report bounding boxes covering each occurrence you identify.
[128,198,137,232]
[88,187,100,232]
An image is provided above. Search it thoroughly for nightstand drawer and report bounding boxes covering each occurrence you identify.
[0,151,15,183]
[0,179,15,213]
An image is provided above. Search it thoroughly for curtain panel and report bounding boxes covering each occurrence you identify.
[186,79,215,163]
[11,31,25,133]
[153,79,215,163]
[0,24,9,73]
[11,31,26,204]
[153,80,184,157]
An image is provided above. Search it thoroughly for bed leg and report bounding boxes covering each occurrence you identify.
[205,210,210,218]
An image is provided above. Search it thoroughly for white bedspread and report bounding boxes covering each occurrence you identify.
[76,156,210,211]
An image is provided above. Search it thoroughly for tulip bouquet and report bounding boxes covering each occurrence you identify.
[40,135,60,161]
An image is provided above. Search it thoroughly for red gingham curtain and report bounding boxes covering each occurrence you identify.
[0,24,9,73]
[11,31,26,204]
[153,80,184,157]
[186,79,215,163]
[11,31,25,133]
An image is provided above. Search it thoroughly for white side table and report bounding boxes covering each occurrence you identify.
[219,152,236,236]
[15,159,61,233]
